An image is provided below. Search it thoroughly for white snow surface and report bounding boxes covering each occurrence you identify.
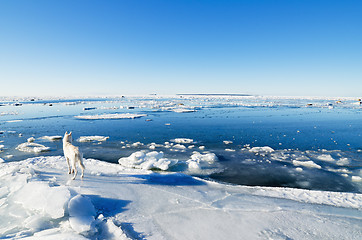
[0,156,361,239]
[75,113,147,120]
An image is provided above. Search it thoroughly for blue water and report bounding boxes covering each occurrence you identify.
[1,96,361,193]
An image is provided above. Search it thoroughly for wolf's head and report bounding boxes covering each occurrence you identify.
[63,131,73,144]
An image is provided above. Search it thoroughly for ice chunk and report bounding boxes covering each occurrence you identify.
[173,144,187,150]
[172,108,196,113]
[118,151,177,170]
[336,158,350,166]
[68,195,96,233]
[14,182,70,219]
[316,154,335,162]
[187,152,218,170]
[225,149,236,152]
[249,146,274,153]
[171,138,194,144]
[16,142,50,153]
[292,160,322,169]
[77,136,109,142]
[351,176,362,182]
[40,135,63,141]
[75,113,147,120]
[223,140,233,144]
[0,158,4,163]
[27,137,35,143]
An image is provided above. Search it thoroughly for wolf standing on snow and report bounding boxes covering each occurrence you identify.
[63,131,85,180]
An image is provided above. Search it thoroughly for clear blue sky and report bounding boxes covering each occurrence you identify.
[1,0,361,97]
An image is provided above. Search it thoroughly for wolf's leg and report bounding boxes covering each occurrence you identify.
[66,157,71,174]
[79,160,85,178]
[72,163,77,180]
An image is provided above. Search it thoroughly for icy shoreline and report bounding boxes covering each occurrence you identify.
[0,156,361,239]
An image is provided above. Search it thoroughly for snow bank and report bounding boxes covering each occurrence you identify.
[16,142,50,153]
[75,113,147,120]
[118,151,177,170]
[77,136,109,142]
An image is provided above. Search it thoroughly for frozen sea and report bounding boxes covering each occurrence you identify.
[1,95,362,193]
[0,95,362,239]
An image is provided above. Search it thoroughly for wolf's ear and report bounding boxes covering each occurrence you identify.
[69,131,72,135]
[65,131,68,135]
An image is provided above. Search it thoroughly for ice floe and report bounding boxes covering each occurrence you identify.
[40,135,63,141]
[292,160,322,169]
[16,142,50,153]
[171,138,194,144]
[77,136,109,142]
[249,146,274,153]
[75,113,147,120]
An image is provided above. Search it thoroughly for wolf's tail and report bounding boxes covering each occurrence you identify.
[77,152,85,170]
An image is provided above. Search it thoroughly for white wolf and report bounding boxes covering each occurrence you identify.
[63,131,85,180]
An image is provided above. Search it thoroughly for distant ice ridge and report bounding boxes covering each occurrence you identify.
[77,136,109,142]
[75,113,147,120]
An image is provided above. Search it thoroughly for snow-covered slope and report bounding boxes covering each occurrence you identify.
[0,156,361,239]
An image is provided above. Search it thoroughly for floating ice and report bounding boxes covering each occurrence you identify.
[75,113,147,120]
[172,108,196,113]
[336,158,350,166]
[77,136,109,142]
[223,140,233,144]
[249,146,274,153]
[187,152,218,170]
[171,138,194,144]
[16,142,50,153]
[40,135,63,141]
[317,154,335,162]
[118,151,177,170]
[173,144,187,150]
[351,176,362,182]
[292,160,322,169]
[225,149,236,152]
[27,137,35,143]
